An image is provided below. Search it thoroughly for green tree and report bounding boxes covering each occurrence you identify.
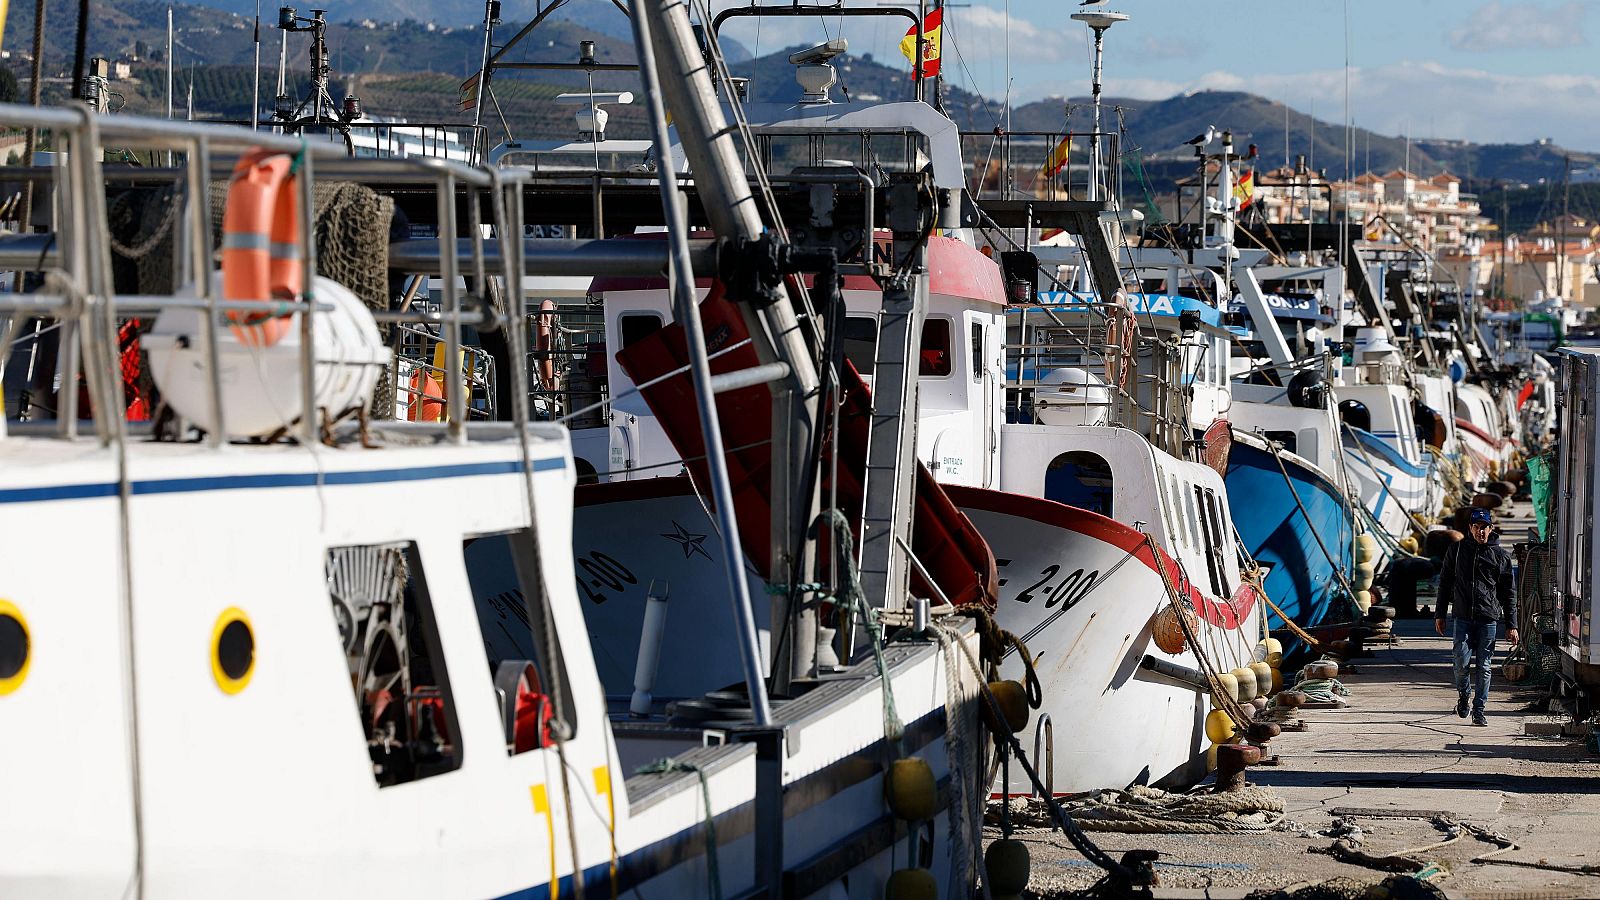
[0,68,19,104]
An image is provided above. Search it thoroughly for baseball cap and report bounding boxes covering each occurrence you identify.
[1469,508,1493,525]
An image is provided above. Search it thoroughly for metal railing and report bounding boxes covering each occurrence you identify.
[1007,312,1189,455]
[0,103,513,448]
[959,130,1122,203]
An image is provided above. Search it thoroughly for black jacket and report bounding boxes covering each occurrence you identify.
[1437,534,1517,624]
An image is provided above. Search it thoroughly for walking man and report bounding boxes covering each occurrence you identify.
[1435,507,1518,726]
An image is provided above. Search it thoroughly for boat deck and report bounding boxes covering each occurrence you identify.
[1014,503,1600,899]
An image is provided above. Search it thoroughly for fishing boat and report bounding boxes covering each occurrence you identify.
[0,2,995,886]
[1336,328,1438,542]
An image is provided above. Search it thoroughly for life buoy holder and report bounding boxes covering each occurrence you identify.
[1103,294,1137,392]
[221,149,304,347]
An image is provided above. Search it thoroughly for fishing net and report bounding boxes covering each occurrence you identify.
[111,178,397,416]
[1242,875,1446,900]
[1515,545,1561,680]
[1526,454,1552,540]
[991,785,1287,835]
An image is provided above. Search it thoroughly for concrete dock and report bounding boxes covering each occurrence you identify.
[1012,510,1600,899]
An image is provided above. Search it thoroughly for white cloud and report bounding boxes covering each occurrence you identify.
[1207,62,1600,147]
[1447,1,1588,52]
[1015,61,1600,149]
[937,6,1058,63]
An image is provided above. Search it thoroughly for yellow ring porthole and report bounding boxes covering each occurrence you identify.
[0,599,30,696]
[211,607,255,695]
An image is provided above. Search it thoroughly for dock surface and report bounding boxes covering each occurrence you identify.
[1016,515,1600,898]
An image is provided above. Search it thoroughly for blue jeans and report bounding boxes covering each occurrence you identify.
[1452,618,1498,714]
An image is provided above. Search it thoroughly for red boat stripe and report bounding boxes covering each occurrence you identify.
[944,485,1256,630]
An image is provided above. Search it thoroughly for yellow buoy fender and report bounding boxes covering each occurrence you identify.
[1255,638,1283,667]
[983,680,1030,735]
[1355,533,1378,563]
[1231,666,1258,702]
[884,757,937,822]
[1205,708,1236,743]
[1210,671,1239,702]
[1249,661,1274,695]
[885,867,938,900]
[984,839,1031,895]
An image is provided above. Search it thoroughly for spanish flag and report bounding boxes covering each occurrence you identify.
[899,9,943,78]
[1233,168,1255,210]
[1042,135,1071,178]
[459,72,480,111]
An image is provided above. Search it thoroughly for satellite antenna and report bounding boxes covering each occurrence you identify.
[1069,8,1127,204]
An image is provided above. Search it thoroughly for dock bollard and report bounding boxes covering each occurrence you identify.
[1214,743,1260,792]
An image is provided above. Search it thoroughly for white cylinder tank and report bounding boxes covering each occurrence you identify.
[145,275,390,439]
[1034,367,1110,427]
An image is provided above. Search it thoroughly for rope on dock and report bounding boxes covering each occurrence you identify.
[990,784,1287,834]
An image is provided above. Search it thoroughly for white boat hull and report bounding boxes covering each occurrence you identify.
[949,487,1259,794]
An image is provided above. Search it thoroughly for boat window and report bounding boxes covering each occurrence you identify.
[971,321,985,383]
[843,316,878,375]
[1297,429,1319,463]
[326,541,464,787]
[920,318,953,377]
[1265,430,1298,455]
[619,312,663,350]
[1043,451,1114,518]
[1166,474,1184,547]
[462,531,579,755]
[1202,487,1232,595]
[1182,482,1200,550]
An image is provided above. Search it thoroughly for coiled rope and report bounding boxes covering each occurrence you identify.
[994,784,1287,834]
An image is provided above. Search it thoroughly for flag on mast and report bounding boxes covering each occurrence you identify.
[899,9,943,78]
[1042,135,1071,178]
[1233,168,1256,210]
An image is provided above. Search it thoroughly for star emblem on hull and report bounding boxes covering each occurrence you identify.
[661,521,712,561]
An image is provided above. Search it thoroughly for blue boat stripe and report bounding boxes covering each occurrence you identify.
[0,482,120,504]
[0,457,566,504]
[1346,427,1429,478]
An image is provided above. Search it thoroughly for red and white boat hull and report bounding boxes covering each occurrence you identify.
[948,487,1259,794]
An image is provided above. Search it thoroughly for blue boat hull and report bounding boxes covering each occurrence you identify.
[1225,439,1354,662]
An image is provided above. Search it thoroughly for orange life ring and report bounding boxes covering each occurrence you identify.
[221,148,304,347]
[1103,296,1136,391]
[407,369,445,422]
[535,299,556,389]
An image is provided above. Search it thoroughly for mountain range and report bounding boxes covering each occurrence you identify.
[5,0,1596,196]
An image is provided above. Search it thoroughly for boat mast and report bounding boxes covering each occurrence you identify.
[634,0,823,695]
[1070,8,1126,204]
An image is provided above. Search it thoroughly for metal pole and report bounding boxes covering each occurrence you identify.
[471,0,495,164]
[1087,25,1104,203]
[277,23,288,96]
[638,0,823,684]
[437,174,465,442]
[630,0,772,726]
[166,9,174,121]
[185,136,226,445]
[297,145,319,446]
[252,1,262,130]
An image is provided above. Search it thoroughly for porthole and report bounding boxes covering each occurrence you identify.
[0,599,31,695]
[211,608,255,694]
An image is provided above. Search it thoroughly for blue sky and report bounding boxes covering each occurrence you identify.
[711,0,1600,149]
